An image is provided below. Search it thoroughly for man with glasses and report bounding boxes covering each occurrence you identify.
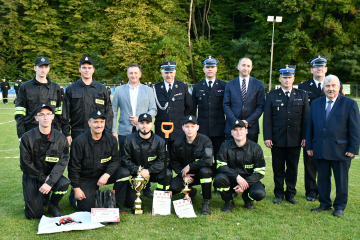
[20,104,70,219]
[298,55,343,202]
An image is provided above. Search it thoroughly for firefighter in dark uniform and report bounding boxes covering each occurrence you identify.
[20,104,70,219]
[1,77,10,104]
[14,78,22,103]
[62,56,113,145]
[191,56,226,159]
[118,113,173,211]
[298,55,343,201]
[104,81,112,95]
[214,119,266,212]
[15,57,62,142]
[153,61,193,150]
[169,115,213,215]
[263,65,309,205]
[68,110,128,212]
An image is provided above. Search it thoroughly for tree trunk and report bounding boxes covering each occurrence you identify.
[188,0,196,83]
[202,0,207,36]
[192,7,199,40]
[206,0,211,39]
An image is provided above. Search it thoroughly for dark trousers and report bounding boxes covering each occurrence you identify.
[22,173,70,219]
[271,146,301,199]
[170,167,213,200]
[2,91,8,103]
[303,148,318,198]
[315,159,351,210]
[118,168,172,208]
[226,133,258,144]
[70,167,129,212]
[213,173,265,203]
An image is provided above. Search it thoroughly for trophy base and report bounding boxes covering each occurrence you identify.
[132,209,144,215]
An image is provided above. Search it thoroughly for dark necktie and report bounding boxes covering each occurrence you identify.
[208,81,212,92]
[318,82,321,94]
[325,100,333,120]
[168,83,172,98]
[241,79,246,100]
[285,91,290,100]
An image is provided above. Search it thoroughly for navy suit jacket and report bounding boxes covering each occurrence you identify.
[305,95,360,161]
[223,76,265,134]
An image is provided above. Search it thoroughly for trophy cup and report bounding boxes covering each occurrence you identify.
[129,166,149,214]
[182,177,192,199]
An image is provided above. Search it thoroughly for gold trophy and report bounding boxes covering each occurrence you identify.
[129,166,149,214]
[182,177,192,199]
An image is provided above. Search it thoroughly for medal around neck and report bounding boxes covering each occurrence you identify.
[129,166,149,214]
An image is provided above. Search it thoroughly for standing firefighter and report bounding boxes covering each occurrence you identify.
[62,56,113,144]
[15,57,62,142]
[153,61,193,150]
[20,104,70,219]
[1,77,10,104]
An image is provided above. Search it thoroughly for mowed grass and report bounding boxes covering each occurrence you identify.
[1,100,360,239]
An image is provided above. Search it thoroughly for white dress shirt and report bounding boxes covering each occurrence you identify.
[281,87,293,97]
[163,80,175,92]
[129,83,140,116]
[313,79,323,90]
[239,76,250,92]
[325,95,338,111]
[206,78,215,88]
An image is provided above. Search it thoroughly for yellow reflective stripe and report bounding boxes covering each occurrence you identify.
[54,191,67,195]
[116,176,130,182]
[95,99,105,105]
[200,178,212,183]
[245,164,254,169]
[195,159,200,161]
[55,107,62,115]
[216,160,227,169]
[248,193,254,201]
[157,183,170,190]
[51,101,56,106]
[148,155,157,161]
[15,107,26,116]
[45,157,59,162]
[253,167,265,175]
[100,156,112,163]
[217,187,230,192]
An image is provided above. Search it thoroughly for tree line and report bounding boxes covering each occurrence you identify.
[1,0,359,86]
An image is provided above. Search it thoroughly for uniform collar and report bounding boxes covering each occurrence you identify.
[87,129,105,144]
[79,78,96,87]
[135,131,155,144]
[182,134,200,146]
[230,139,249,150]
[33,77,51,88]
[35,127,55,142]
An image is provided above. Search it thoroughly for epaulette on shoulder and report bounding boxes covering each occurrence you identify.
[296,88,306,93]
[268,89,278,94]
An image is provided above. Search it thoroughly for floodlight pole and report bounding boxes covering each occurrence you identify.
[269,19,275,91]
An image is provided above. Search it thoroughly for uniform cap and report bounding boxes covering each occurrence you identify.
[80,56,94,66]
[35,57,50,66]
[308,54,328,66]
[89,110,106,120]
[231,119,246,129]
[158,61,177,72]
[35,104,54,114]
[138,113,152,123]
[183,115,198,125]
[202,56,218,66]
[277,65,296,77]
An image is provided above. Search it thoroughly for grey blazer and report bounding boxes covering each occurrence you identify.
[112,83,157,136]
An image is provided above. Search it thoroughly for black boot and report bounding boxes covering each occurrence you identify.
[222,200,235,213]
[48,203,64,217]
[143,189,154,198]
[189,188,197,203]
[244,201,254,209]
[201,199,211,215]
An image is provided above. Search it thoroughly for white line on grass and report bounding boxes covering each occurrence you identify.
[0,156,20,159]
[0,108,15,109]
[0,120,15,125]
[0,148,19,152]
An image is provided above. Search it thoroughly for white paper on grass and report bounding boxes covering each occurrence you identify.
[173,198,197,218]
[37,212,105,235]
[152,190,172,215]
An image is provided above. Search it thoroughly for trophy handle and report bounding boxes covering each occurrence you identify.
[128,176,134,188]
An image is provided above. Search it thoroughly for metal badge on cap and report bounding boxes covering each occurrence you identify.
[42,104,45,107]
[189,116,192,120]
[144,114,147,117]
[236,120,239,124]
[97,111,101,115]
[41,58,45,62]
[85,57,89,61]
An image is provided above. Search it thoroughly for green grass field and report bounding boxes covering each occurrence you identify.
[1,99,360,239]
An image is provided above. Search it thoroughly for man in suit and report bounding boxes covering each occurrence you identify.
[153,61,193,149]
[298,55,344,201]
[263,65,309,205]
[112,63,157,198]
[306,75,360,217]
[223,57,265,143]
[192,56,226,159]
